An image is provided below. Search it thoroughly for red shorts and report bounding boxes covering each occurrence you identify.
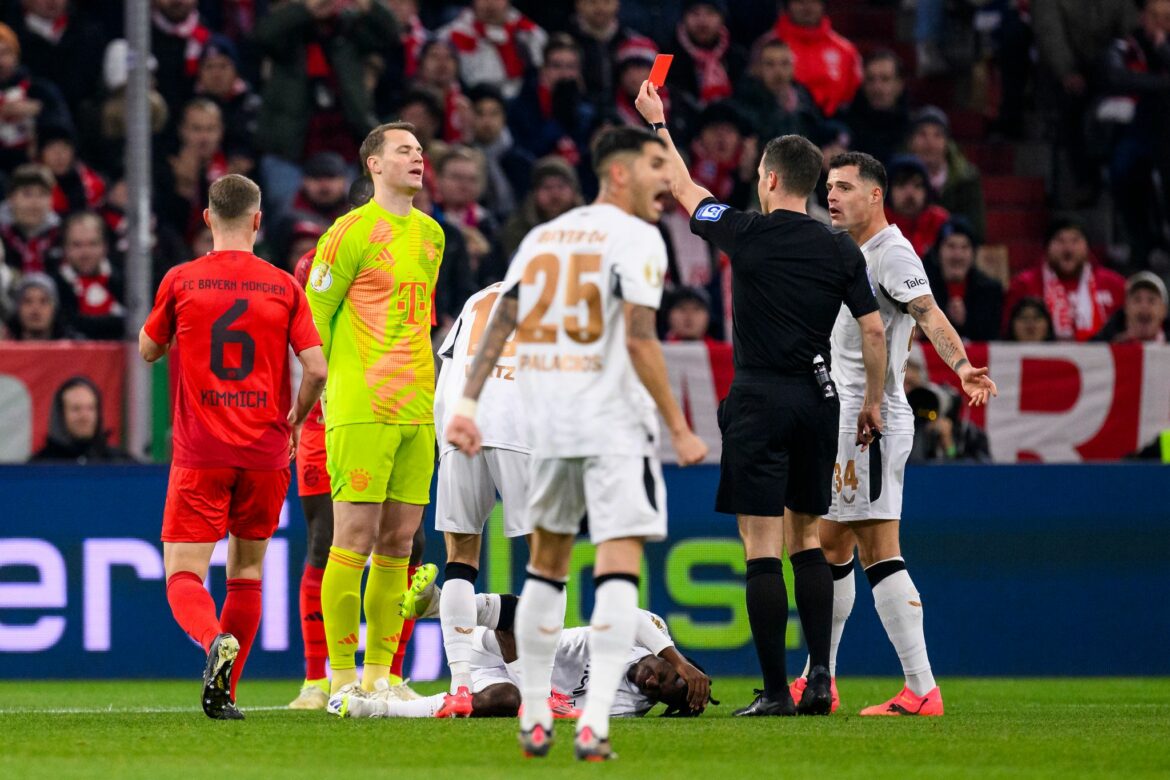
[162,466,291,543]
[296,424,331,497]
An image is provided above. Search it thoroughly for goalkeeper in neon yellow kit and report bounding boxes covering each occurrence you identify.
[305,121,444,698]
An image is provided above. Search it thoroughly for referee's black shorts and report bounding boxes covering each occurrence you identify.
[715,371,839,517]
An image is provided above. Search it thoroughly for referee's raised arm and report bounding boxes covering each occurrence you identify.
[634,81,712,216]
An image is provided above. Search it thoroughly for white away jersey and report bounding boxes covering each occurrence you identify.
[553,610,675,717]
[829,225,929,435]
[502,203,668,458]
[436,284,528,456]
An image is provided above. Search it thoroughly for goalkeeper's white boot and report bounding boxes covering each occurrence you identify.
[288,678,329,710]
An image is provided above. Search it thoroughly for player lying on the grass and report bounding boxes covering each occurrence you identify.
[333,591,713,719]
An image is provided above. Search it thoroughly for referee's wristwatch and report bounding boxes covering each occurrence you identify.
[648,122,667,133]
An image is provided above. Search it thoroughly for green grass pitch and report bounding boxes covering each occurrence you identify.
[2,678,1167,778]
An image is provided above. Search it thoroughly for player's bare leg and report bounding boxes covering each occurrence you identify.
[291,494,333,709]
[515,527,573,757]
[323,501,380,694]
[850,519,943,716]
[574,536,644,762]
[360,500,422,692]
[734,515,795,716]
[164,542,240,720]
[438,531,481,716]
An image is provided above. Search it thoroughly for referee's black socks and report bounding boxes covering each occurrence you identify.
[791,548,834,673]
[745,557,789,700]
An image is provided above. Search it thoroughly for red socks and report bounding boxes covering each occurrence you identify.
[299,564,327,680]
[166,572,221,652]
[391,565,418,679]
[220,578,262,701]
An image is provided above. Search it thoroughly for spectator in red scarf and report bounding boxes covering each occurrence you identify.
[1093,271,1170,343]
[0,22,71,173]
[0,164,60,274]
[157,98,227,242]
[1005,218,1126,342]
[687,100,757,209]
[666,0,747,113]
[508,33,597,177]
[416,39,473,144]
[734,37,821,143]
[51,211,124,341]
[39,126,106,217]
[195,35,260,174]
[884,154,950,258]
[567,0,651,105]
[151,0,210,113]
[768,0,862,118]
[441,0,547,100]
[10,0,106,119]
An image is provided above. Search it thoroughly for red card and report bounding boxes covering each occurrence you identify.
[648,54,673,88]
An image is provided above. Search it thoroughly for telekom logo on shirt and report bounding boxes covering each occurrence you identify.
[397,281,429,325]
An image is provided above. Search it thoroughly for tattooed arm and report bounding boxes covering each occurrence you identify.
[445,291,518,456]
[908,294,998,407]
[625,303,708,466]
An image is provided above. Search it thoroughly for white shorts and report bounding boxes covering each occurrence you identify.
[436,447,532,538]
[824,432,912,523]
[467,627,517,694]
[528,455,667,544]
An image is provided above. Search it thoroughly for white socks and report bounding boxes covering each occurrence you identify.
[475,592,501,628]
[515,573,566,730]
[364,692,445,718]
[830,562,856,677]
[801,558,856,678]
[440,578,477,693]
[870,560,936,696]
[577,578,639,740]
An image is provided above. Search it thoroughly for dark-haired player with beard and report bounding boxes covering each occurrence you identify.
[797,151,996,717]
[445,126,707,761]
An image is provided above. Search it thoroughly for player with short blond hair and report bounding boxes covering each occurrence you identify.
[306,122,445,699]
[140,173,327,719]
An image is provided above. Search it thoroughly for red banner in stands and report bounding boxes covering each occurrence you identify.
[0,343,126,463]
[661,342,1170,463]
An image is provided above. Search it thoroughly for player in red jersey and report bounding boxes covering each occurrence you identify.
[140,174,327,720]
[287,247,335,709]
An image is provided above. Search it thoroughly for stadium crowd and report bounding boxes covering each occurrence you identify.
[1,0,1169,458]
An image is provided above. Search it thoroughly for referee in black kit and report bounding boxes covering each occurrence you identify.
[636,82,888,716]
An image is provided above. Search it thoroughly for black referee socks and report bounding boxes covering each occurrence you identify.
[790,548,834,673]
[745,557,789,701]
